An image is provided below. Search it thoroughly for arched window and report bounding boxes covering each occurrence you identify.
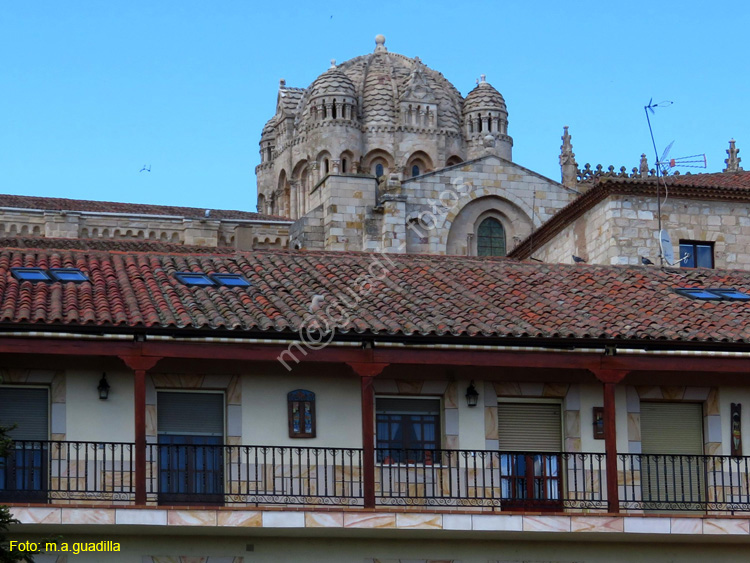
[477,217,506,257]
[324,159,330,174]
[342,158,348,173]
[375,163,384,179]
[411,164,420,177]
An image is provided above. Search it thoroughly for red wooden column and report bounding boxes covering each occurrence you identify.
[120,355,162,505]
[348,362,389,509]
[591,369,629,514]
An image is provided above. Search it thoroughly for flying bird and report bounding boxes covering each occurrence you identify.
[309,294,325,313]
[139,165,151,172]
[572,255,586,264]
[641,256,655,265]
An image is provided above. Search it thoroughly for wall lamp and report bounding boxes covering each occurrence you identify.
[98,373,111,400]
[465,381,479,408]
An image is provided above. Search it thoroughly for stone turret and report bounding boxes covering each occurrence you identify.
[463,75,512,160]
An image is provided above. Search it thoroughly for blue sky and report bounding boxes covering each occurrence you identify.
[1,1,747,212]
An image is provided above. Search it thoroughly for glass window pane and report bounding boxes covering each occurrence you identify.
[477,217,506,257]
[696,245,713,268]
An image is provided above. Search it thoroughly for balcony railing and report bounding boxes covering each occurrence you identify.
[0,440,134,503]
[145,444,363,506]
[5,442,750,513]
[619,453,750,511]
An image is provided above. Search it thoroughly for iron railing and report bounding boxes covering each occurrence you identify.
[619,453,750,511]
[6,443,750,513]
[145,444,363,506]
[0,440,134,502]
[375,449,607,509]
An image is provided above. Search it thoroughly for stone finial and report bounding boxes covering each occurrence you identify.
[330,59,336,68]
[480,74,487,83]
[483,134,496,148]
[279,78,286,88]
[724,139,743,172]
[559,126,578,189]
[374,34,387,53]
[639,153,649,177]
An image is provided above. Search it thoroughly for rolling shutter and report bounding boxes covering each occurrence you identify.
[498,403,562,452]
[157,392,224,436]
[641,402,703,454]
[640,402,704,508]
[0,387,48,440]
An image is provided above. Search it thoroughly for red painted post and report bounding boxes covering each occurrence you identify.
[348,362,389,509]
[591,369,628,514]
[120,355,161,506]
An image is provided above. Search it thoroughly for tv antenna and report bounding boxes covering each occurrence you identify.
[644,99,706,266]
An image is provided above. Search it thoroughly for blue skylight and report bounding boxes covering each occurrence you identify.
[50,268,90,283]
[675,288,750,301]
[174,272,216,286]
[209,273,251,287]
[10,268,52,282]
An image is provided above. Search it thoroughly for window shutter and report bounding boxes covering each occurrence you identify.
[376,398,440,414]
[640,402,704,508]
[157,392,224,436]
[640,403,703,454]
[498,403,562,452]
[0,387,48,440]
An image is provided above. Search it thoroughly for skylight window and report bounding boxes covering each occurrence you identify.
[49,268,89,283]
[675,288,750,301]
[209,273,251,287]
[174,272,216,286]
[707,289,750,301]
[10,268,52,282]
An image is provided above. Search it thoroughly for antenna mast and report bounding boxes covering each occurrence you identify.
[644,99,672,266]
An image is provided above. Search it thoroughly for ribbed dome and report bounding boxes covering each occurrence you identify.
[261,116,276,139]
[296,37,464,132]
[307,65,357,99]
[464,76,507,114]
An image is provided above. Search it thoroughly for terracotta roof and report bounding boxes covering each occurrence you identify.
[0,194,291,222]
[510,171,750,259]
[1,240,749,346]
[0,237,236,255]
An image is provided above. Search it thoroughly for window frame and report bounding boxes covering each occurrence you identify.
[10,268,53,283]
[375,395,442,465]
[208,273,251,287]
[476,216,507,257]
[49,268,90,283]
[679,240,714,269]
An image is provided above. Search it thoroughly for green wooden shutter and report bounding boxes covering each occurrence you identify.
[498,403,562,452]
[0,387,48,440]
[157,392,224,436]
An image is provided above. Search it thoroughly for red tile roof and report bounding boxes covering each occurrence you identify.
[510,171,750,260]
[0,239,749,346]
[0,194,291,222]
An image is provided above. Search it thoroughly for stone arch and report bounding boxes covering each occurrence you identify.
[32,225,41,235]
[363,149,394,178]
[292,159,309,218]
[446,155,463,167]
[340,150,355,174]
[404,150,434,177]
[277,170,290,216]
[445,195,532,256]
[257,193,266,214]
[316,151,332,177]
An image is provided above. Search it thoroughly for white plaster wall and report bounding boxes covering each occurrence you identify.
[457,378,485,450]
[65,370,134,442]
[241,374,362,447]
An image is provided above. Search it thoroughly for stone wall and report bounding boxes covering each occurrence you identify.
[533,195,750,269]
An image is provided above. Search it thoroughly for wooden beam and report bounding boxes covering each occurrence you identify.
[348,363,389,509]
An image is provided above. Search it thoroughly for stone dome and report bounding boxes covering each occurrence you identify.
[261,116,276,139]
[463,75,507,115]
[297,36,464,132]
[307,63,357,99]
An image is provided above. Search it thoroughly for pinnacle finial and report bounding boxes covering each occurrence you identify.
[279,78,286,88]
[330,59,336,68]
[374,34,387,52]
[639,153,649,177]
[724,138,743,172]
[560,126,577,188]
[480,74,486,83]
